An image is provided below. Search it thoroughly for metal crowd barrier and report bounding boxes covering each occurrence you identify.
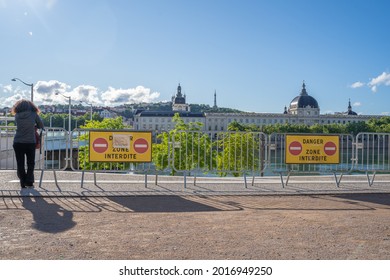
[268,133,355,187]
[0,126,68,187]
[354,133,390,186]
[38,127,70,187]
[70,128,159,188]
[3,127,390,189]
[170,131,267,187]
[0,125,45,171]
[0,126,17,170]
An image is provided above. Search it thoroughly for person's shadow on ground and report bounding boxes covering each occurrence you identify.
[21,189,76,233]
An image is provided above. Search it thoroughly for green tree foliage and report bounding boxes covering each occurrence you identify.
[367,116,390,133]
[40,113,103,130]
[79,116,125,130]
[226,119,390,135]
[190,104,243,113]
[152,113,215,175]
[217,132,264,177]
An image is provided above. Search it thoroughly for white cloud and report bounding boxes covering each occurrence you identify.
[35,80,70,94]
[0,93,27,108]
[70,85,101,104]
[1,84,12,93]
[101,86,160,106]
[353,102,361,107]
[350,81,364,88]
[34,80,71,104]
[368,72,390,92]
[2,80,161,107]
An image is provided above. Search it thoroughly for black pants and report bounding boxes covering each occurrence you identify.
[13,143,36,186]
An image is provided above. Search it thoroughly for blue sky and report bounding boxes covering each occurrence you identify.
[1,0,390,115]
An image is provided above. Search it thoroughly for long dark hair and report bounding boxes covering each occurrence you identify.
[11,99,41,115]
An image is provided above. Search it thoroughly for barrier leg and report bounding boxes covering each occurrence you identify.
[155,172,158,185]
[244,173,247,188]
[81,171,85,188]
[145,173,148,188]
[279,172,285,188]
[184,172,187,189]
[333,172,343,188]
[38,170,44,188]
[366,171,376,187]
[285,172,291,186]
[93,171,97,186]
[194,174,196,186]
[53,170,59,188]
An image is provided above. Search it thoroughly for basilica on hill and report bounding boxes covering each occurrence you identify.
[133,82,378,133]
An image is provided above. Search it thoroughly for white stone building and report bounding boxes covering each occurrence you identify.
[133,82,380,133]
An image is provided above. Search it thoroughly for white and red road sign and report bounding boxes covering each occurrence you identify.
[324,141,337,156]
[133,138,149,154]
[285,135,340,164]
[289,141,302,156]
[93,138,109,153]
[89,131,152,163]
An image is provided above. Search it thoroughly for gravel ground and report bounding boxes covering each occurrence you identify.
[1,193,390,260]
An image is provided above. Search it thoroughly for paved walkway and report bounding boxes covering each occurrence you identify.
[0,170,389,197]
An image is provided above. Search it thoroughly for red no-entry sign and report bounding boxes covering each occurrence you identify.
[324,141,337,156]
[289,141,302,156]
[93,138,108,153]
[133,138,149,154]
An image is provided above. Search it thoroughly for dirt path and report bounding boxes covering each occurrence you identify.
[1,194,390,259]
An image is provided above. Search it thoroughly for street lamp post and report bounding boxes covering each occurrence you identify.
[80,101,93,121]
[55,92,71,134]
[11,78,34,102]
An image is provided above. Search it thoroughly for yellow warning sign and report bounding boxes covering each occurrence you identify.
[285,135,340,164]
[89,131,152,162]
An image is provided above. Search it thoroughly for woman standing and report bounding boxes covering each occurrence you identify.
[11,99,44,188]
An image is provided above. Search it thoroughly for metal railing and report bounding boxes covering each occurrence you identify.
[170,131,267,187]
[0,126,17,170]
[70,128,158,187]
[0,125,45,171]
[268,133,355,187]
[0,126,68,187]
[354,133,390,186]
[3,128,390,189]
